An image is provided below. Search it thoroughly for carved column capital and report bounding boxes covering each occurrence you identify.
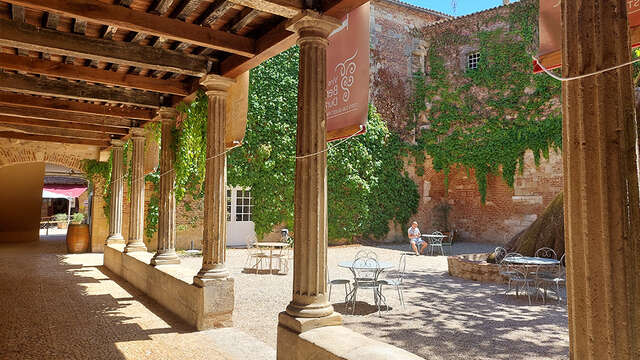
[110,139,125,148]
[287,10,341,42]
[156,107,179,122]
[200,75,235,98]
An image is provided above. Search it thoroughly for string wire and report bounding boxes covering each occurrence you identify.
[533,55,640,82]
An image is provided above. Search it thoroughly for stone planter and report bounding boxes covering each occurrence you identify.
[447,253,507,284]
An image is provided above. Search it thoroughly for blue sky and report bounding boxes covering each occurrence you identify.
[402,0,519,16]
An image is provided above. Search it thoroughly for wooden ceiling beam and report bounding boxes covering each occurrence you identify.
[0,54,191,96]
[0,19,210,77]
[0,92,155,121]
[0,123,113,140]
[221,20,296,78]
[220,1,368,77]
[0,131,111,147]
[0,114,129,135]
[229,9,262,33]
[228,0,303,18]
[199,0,235,27]
[0,104,133,128]
[5,0,255,58]
[0,72,164,108]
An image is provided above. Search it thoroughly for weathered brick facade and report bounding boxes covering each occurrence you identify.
[370,1,564,244]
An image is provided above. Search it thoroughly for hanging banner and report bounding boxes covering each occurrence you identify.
[326,2,369,142]
[534,0,640,73]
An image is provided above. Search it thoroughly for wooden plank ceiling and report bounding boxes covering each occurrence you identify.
[0,0,365,148]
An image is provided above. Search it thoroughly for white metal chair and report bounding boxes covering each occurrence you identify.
[441,229,455,255]
[350,254,385,316]
[535,247,558,260]
[378,253,407,310]
[272,242,291,274]
[429,231,445,256]
[498,252,522,297]
[535,254,566,303]
[244,234,268,273]
[328,272,351,304]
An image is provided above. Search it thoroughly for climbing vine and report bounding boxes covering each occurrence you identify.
[409,0,562,202]
[84,156,112,220]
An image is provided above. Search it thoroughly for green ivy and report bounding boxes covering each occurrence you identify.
[410,0,561,202]
[83,155,112,219]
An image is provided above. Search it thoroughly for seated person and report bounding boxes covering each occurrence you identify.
[408,221,427,255]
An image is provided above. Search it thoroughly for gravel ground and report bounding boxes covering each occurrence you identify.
[179,242,569,360]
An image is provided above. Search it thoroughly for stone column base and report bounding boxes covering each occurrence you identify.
[150,251,180,266]
[124,241,147,253]
[277,311,422,360]
[105,234,125,245]
[196,277,235,329]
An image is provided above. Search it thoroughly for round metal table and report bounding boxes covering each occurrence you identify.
[503,257,560,265]
[338,260,394,314]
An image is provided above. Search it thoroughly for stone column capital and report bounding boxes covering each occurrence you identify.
[287,10,341,40]
[156,107,179,122]
[129,127,147,139]
[200,75,235,97]
[110,139,125,148]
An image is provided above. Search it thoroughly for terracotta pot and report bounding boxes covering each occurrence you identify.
[57,222,68,229]
[66,224,89,253]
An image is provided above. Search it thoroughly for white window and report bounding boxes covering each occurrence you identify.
[226,187,252,222]
[467,52,480,70]
[235,189,252,222]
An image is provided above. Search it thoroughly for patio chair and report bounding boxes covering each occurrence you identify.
[350,254,384,316]
[502,260,537,305]
[244,234,268,273]
[378,253,407,310]
[441,229,455,255]
[535,247,558,260]
[535,254,566,303]
[429,231,444,256]
[498,252,522,297]
[328,272,351,304]
[493,247,507,263]
[273,243,292,274]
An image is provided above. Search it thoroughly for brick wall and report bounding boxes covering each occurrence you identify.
[370,1,565,244]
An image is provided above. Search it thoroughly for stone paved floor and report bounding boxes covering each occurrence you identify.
[0,235,234,360]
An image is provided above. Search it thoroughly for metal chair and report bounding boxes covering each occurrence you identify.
[378,253,407,310]
[535,247,558,260]
[535,254,566,303]
[429,231,445,256]
[498,252,522,297]
[328,272,351,304]
[493,247,507,264]
[441,229,455,255]
[244,234,268,273]
[350,254,385,316]
[273,243,291,274]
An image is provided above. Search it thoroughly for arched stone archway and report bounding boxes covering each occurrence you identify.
[0,144,96,173]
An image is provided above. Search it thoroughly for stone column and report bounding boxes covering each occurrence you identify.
[193,74,235,286]
[562,0,640,359]
[124,127,147,253]
[151,108,180,265]
[105,139,125,245]
[278,12,342,338]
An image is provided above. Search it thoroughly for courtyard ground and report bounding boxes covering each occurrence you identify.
[179,242,569,360]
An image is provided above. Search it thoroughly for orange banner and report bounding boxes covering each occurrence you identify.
[535,0,640,73]
[326,2,369,141]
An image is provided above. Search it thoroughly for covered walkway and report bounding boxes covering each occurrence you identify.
[0,234,274,360]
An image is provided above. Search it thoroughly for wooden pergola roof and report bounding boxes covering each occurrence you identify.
[0,0,364,148]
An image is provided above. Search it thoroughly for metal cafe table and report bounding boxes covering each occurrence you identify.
[338,260,394,315]
[254,242,288,273]
[503,256,560,266]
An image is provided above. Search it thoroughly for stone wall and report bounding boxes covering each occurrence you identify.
[447,253,506,284]
[369,0,448,133]
[370,1,564,244]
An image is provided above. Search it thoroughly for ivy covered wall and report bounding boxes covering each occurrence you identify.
[394,0,564,243]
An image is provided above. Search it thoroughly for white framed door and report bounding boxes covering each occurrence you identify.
[226,187,255,247]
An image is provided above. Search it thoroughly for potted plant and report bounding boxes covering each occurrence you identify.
[71,213,85,224]
[54,213,68,229]
[67,213,89,253]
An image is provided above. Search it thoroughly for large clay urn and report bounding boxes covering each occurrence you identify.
[66,224,90,253]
